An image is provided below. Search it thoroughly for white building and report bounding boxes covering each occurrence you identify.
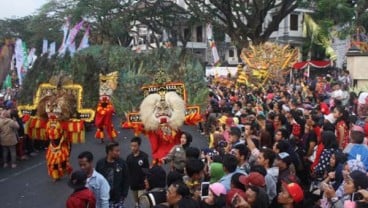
[130,0,311,65]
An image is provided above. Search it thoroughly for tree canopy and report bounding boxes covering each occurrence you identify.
[183,0,301,49]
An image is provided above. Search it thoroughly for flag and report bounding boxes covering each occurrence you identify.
[49,42,56,58]
[15,38,24,85]
[77,25,90,51]
[68,42,76,57]
[2,74,12,89]
[66,20,84,47]
[27,48,36,68]
[42,39,48,55]
[206,24,220,65]
[58,18,71,55]
[22,42,28,72]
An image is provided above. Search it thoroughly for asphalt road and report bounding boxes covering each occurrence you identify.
[0,118,208,208]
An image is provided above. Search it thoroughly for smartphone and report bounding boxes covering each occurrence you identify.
[201,182,210,199]
[352,192,364,201]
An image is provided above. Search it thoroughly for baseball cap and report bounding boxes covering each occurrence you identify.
[239,172,265,187]
[209,182,227,197]
[277,152,292,166]
[282,182,304,203]
[226,188,247,206]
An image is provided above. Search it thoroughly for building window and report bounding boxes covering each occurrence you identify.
[184,28,190,40]
[229,49,234,58]
[196,26,203,42]
[290,14,298,31]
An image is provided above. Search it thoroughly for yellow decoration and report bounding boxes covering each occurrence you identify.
[240,42,298,85]
[18,83,95,122]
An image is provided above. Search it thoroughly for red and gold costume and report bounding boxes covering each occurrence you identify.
[95,96,117,141]
[122,73,202,160]
[95,72,119,142]
[18,76,94,181]
[45,117,72,180]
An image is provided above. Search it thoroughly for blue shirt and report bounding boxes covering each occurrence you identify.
[344,143,368,170]
[219,170,246,192]
[86,169,110,208]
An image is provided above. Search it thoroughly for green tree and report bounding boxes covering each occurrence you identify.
[183,0,302,49]
[312,0,355,37]
[69,0,134,45]
[128,0,195,50]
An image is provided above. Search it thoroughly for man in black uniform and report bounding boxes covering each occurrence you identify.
[126,137,149,207]
[96,142,129,208]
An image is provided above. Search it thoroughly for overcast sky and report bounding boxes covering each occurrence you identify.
[0,0,48,19]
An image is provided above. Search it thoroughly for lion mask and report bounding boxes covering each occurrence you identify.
[139,91,185,131]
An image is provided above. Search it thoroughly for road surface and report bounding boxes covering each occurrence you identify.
[0,118,208,208]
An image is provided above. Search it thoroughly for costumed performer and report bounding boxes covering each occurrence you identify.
[140,90,186,161]
[95,95,117,142]
[37,86,75,181]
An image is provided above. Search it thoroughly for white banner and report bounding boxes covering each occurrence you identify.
[49,42,56,58]
[15,38,24,85]
[205,66,238,77]
[42,39,48,55]
[331,37,349,69]
[206,23,220,65]
[77,25,90,51]
[68,42,76,57]
[58,18,70,55]
[27,48,36,68]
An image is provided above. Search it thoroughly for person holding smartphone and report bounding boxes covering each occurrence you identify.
[323,170,368,208]
[199,183,226,208]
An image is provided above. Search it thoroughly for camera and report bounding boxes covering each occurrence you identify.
[218,140,228,148]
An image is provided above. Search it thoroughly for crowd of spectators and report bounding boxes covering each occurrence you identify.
[3,68,368,208]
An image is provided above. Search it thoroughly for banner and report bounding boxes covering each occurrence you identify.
[27,48,36,68]
[77,25,90,51]
[22,42,28,72]
[66,20,84,47]
[206,24,220,65]
[49,42,56,58]
[42,39,48,55]
[68,42,76,57]
[58,18,71,55]
[15,38,24,85]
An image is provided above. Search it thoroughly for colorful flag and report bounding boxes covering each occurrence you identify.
[78,25,90,51]
[206,24,220,65]
[66,20,84,47]
[58,18,71,55]
[42,39,48,55]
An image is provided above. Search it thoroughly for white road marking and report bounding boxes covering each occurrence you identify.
[0,162,44,183]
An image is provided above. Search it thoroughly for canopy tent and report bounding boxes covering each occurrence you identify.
[293,60,331,70]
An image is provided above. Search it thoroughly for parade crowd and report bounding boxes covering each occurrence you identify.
[3,69,368,208]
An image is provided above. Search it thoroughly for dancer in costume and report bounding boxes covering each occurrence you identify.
[95,96,117,142]
[37,86,75,181]
[20,74,93,181]
[140,90,186,160]
[95,72,118,142]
